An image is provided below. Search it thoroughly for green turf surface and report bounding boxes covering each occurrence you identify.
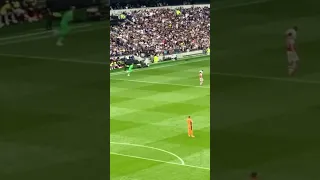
[110,56,210,179]
[0,22,108,179]
[212,0,320,179]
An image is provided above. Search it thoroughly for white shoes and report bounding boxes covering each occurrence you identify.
[56,41,63,46]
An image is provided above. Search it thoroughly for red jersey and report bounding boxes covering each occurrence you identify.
[286,38,296,52]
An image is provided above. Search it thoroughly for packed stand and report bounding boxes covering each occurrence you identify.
[110,6,210,58]
[0,0,42,28]
[110,0,193,10]
[110,1,168,10]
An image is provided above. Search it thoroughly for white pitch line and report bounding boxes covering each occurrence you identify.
[0,35,51,45]
[1,51,318,85]
[0,23,94,41]
[212,72,320,85]
[213,0,272,11]
[0,30,51,41]
[111,142,185,165]
[110,57,209,76]
[110,152,210,171]
[0,53,108,65]
[27,23,92,33]
[111,78,210,88]
[0,26,107,46]
[0,53,207,66]
[112,72,320,86]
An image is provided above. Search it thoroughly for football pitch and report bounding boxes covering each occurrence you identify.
[212,0,320,179]
[110,57,210,179]
[0,22,108,179]
[2,0,320,179]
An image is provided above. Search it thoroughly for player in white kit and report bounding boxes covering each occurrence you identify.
[285,26,298,76]
[199,70,204,86]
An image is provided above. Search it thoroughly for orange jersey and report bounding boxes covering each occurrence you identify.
[187,118,193,130]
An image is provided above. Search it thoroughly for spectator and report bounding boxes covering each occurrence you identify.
[111,1,167,10]
[12,0,31,22]
[110,6,210,58]
[45,0,53,30]
[23,0,41,21]
[0,0,18,28]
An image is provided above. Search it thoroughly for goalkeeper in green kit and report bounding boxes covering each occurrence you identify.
[56,6,76,46]
[127,63,134,76]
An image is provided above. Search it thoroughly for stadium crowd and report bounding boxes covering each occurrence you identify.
[110,6,210,59]
[110,0,193,10]
[0,0,42,28]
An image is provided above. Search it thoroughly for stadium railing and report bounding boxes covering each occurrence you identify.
[110,3,210,15]
[110,50,207,71]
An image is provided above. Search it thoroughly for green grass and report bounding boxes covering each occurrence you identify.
[212,0,320,179]
[0,22,108,179]
[110,56,210,180]
[4,0,320,179]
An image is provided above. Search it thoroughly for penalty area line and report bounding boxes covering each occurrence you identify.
[110,152,210,171]
[213,0,272,11]
[0,53,108,65]
[110,141,185,165]
[113,72,320,86]
[0,24,93,41]
[212,72,320,85]
[111,78,210,88]
[110,56,209,76]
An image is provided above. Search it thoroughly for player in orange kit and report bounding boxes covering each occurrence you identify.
[187,116,195,137]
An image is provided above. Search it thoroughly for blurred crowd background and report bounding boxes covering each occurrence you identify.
[110,0,210,70]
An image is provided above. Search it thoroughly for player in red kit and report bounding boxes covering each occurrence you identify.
[286,26,298,76]
[199,70,204,86]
